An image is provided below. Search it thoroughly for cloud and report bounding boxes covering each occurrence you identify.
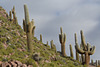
[0,0,100,60]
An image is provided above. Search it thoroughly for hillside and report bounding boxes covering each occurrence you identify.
[0,6,87,67]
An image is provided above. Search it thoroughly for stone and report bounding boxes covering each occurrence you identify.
[21,64,27,67]
[2,62,11,67]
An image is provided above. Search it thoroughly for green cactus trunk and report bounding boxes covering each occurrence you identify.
[40,34,42,42]
[69,44,73,58]
[81,54,85,64]
[76,51,79,61]
[27,31,32,53]
[23,4,35,53]
[50,40,57,53]
[59,27,66,57]
[9,11,12,21]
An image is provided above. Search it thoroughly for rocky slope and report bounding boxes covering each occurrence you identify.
[0,6,86,67]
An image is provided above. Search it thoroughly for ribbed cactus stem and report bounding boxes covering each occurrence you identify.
[76,51,79,61]
[50,40,53,49]
[74,33,79,61]
[12,6,18,24]
[50,40,56,53]
[24,4,29,24]
[91,59,93,65]
[40,34,42,42]
[69,44,73,58]
[47,41,48,45]
[59,27,66,57]
[80,30,87,50]
[9,11,12,21]
[96,60,98,67]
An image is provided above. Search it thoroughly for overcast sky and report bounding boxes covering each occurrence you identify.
[0,0,100,61]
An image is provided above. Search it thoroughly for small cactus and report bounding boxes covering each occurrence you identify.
[40,34,42,42]
[12,6,18,24]
[9,11,12,21]
[69,44,73,58]
[91,59,93,65]
[50,40,56,53]
[47,41,48,45]
[75,30,96,66]
[59,27,66,57]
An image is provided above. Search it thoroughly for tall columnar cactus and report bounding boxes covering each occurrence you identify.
[9,11,12,21]
[50,40,56,53]
[59,27,66,57]
[12,6,18,24]
[74,33,79,61]
[40,34,42,42]
[75,30,96,66]
[69,44,74,58]
[23,4,35,53]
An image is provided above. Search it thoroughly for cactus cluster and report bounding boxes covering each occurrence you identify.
[59,27,66,57]
[9,6,18,24]
[75,30,96,66]
[23,4,35,53]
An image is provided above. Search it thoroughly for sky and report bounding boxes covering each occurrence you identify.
[0,0,100,61]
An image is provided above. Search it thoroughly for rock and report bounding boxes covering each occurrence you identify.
[14,60,22,66]
[32,53,41,61]
[21,64,27,67]
[2,62,11,67]
[8,61,17,67]
[28,65,33,67]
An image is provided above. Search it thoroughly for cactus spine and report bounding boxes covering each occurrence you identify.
[69,44,73,58]
[59,27,66,57]
[75,30,96,66]
[40,34,42,42]
[74,33,79,61]
[23,4,35,53]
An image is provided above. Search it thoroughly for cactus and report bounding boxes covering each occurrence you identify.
[69,44,73,58]
[91,59,93,65]
[23,4,35,53]
[80,44,85,64]
[12,6,18,24]
[74,33,79,61]
[50,40,56,53]
[96,60,98,67]
[40,34,42,42]
[59,27,66,57]
[75,30,96,66]
[9,11,12,21]
[47,41,48,45]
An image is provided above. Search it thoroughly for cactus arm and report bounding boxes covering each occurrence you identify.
[75,43,85,54]
[23,19,26,32]
[88,46,95,55]
[24,4,29,24]
[80,30,87,50]
[64,33,66,43]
